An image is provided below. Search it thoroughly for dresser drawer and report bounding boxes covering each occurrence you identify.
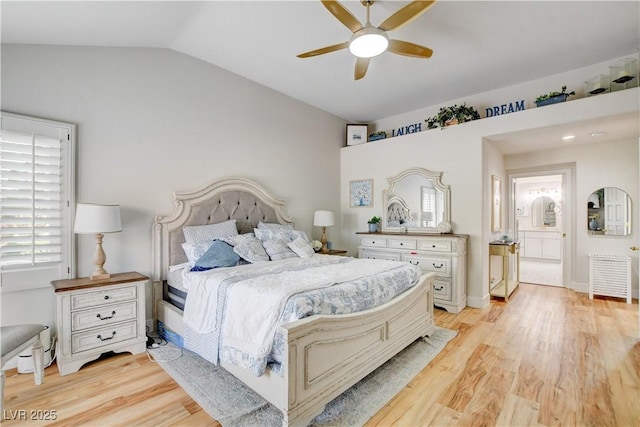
[388,238,417,250]
[360,237,387,248]
[404,254,451,277]
[432,279,452,302]
[71,285,137,310]
[71,301,137,332]
[417,240,452,253]
[359,248,401,261]
[71,321,138,354]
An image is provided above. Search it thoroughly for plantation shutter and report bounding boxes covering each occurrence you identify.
[1,112,75,290]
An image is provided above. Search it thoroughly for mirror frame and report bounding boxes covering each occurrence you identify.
[382,167,451,233]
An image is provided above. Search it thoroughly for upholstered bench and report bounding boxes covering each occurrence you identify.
[1,324,46,413]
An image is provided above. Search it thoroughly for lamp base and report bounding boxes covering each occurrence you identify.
[90,272,111,281]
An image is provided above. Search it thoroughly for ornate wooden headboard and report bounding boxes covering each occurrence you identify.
[151,177,293,281]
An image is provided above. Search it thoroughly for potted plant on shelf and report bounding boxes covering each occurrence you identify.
[425,103,481,129]
[368,216,381,233]
[535,85,575,107]
[368,131,387,142]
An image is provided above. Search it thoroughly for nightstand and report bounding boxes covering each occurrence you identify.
[51,272,148,376]
[324,249,348,256]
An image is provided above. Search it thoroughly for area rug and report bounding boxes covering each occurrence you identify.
[149,326,457,426]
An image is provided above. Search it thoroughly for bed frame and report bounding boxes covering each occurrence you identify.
[151,177,435,426]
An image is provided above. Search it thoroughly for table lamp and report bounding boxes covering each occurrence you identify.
[74,203,122,280]
[313,210,334,254]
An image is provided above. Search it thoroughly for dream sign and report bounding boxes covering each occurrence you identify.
[485,100,525,118]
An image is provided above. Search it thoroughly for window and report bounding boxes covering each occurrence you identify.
[1,112,75,290]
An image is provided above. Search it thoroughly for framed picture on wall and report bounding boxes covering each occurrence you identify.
[346,124,368,146]
[350,179,373,207]
[491,174,502,232]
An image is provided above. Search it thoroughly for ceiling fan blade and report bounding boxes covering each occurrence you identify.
[388,39,433,58]
[321,0,363,33]
[354,57,370,80]
[378,1,436,31]
[297,41,349,58]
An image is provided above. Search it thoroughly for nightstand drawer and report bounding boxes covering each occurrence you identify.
[388,238,417,250]
[360,237,387,248]
[71,301,137,332]
[404,254,451,277]
[417,240,452,253]
[71,321,138,354]
[71,285,137,310]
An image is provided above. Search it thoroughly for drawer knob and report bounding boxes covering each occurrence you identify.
[400,243,404,246]
[434,285,444,291]
[97,310,116,321]
[409,260,420,265]
[372,241,375,244]
[432,245,436,248]
[97,331,116,341]
[433,263,444,269]
[104,295,110,300]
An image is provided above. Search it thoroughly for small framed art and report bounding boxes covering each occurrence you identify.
[346,124,368,146]
[350,179,373,207]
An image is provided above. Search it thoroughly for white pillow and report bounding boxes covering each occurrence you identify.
[287,236,315,258]
[262,238,298,261]
[257,221,293,230]
[233,235,270,263]
[183,219,238,243]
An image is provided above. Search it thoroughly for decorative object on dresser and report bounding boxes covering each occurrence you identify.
[51,272,148,375]
[350,178,373,207]
[368,215,381,233]
[382,167,451,234]
[74,203,122,280]
[357,232,468,313]
[313,210,335,253]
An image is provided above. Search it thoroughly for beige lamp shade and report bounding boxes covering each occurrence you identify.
[313,210,335,227]
[74,204,122,234]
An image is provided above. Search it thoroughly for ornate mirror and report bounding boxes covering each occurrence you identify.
[587,187,631,235]
[382,167,451,233]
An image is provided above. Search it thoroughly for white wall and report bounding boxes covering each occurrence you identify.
[1,44,346,333]
[505,139,639,294]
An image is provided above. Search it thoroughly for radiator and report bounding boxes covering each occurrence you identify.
[588,254,631,303]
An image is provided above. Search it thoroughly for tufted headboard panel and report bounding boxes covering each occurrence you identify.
[152,177,293,280]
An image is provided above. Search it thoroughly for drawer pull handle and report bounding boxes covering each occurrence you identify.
[104,295,110,300]
[409,260,420,265]
[97,310,116,320]
[433,263,444,269]
[97,331,116,341]
[434,285,444,291]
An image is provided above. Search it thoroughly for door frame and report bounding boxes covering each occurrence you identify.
[508,166,574,288]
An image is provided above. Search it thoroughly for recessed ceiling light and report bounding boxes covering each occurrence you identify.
[590,131,606,137]
[561,135,576,141]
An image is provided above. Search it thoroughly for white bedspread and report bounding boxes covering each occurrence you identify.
[182,256,412,373]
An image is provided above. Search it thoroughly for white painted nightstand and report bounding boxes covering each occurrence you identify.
[51,272,148,376]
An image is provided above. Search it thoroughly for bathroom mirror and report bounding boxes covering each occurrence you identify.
[586,187,631,235]
[532,196,556,227]
[382,167,451,233]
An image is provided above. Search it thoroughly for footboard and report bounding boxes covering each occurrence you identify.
[280,272,436,426]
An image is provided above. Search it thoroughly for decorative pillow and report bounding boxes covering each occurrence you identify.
[261,238,298,261]
[254,227,290,242]
[221,233,254,247]
[191,240,240,271]
[183,219,238,243]
[233,235,270,263]
[287,236,315,258]
[182,240,215,266]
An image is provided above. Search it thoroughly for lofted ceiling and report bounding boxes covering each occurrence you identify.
[2,1,639,154]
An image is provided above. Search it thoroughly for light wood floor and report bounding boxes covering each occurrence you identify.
[2,283,638,426]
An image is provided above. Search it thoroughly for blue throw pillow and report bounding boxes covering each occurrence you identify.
[191,240,240,271]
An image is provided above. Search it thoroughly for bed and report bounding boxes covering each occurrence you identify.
[151,177,435,426]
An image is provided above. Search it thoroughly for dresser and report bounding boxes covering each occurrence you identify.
[357,232,468,313]
[51,272,148,375]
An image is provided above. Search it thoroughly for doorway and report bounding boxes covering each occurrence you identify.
[509,169,572,287]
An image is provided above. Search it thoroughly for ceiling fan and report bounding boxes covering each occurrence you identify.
[297,0,436,80]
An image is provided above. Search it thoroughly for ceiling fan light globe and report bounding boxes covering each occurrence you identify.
[349,29,389,58]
